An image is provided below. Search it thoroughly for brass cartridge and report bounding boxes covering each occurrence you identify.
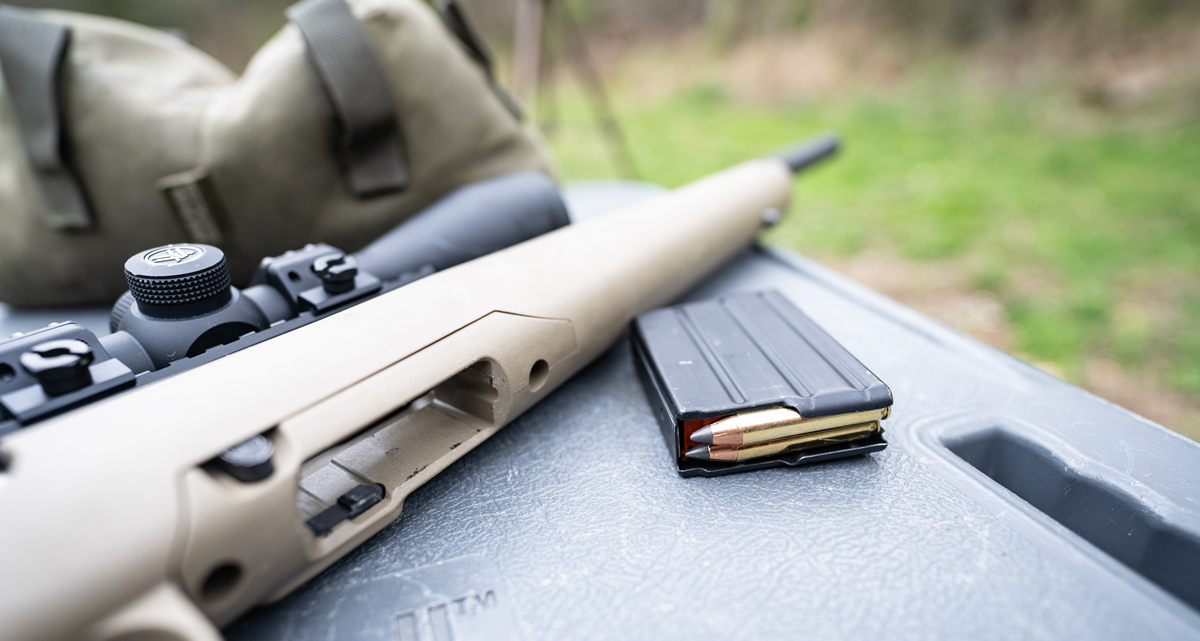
[691,406,890,446]
[685,421,881,463]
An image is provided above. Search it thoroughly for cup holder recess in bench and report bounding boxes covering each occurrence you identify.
[942,426,1200,611]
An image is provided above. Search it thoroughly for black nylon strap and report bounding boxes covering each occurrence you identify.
[288,0,408,197]
[440,0,491,72]
[0,5,92,230]
[439,0,523,120]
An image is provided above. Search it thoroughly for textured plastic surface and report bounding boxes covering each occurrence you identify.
[219,187,1200,640]
[221,244,1200,640]
[3,186,1200,639]
[631,289,891,476]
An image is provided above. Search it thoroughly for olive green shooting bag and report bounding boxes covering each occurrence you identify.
[0,0,554,307]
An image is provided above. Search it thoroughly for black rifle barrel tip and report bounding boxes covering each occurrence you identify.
[774,132,841,175]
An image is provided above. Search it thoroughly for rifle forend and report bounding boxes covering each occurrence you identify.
[0,151,805,640]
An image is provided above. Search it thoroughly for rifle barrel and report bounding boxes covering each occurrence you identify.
[774,132,841,175]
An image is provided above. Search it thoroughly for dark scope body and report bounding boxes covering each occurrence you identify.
[0,171,568,433]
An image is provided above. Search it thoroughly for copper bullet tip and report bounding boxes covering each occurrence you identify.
[683,445,711,460]
[691,425,715,444]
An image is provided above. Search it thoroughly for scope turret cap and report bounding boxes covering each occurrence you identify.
[123,244,233,318]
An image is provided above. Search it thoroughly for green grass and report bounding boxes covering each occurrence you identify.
[546,78,1200,397]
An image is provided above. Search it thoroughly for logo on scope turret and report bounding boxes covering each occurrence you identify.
[145,245,203,265]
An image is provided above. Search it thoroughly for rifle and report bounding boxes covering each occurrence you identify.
[0,134,837,641]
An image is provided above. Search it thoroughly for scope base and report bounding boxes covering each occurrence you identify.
[0,269,428,436]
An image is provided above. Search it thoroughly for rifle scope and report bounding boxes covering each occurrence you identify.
[0,171,568,434]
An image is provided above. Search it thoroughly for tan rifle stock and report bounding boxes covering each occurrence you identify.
[0,158,792,641]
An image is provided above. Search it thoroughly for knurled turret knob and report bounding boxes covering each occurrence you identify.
[123,244,232,318]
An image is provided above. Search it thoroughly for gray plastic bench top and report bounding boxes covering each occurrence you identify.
[3,183,1198,640]
[230,186,1200,640]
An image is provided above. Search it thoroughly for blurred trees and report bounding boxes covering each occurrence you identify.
[460,0,1200,48]
[10,0,1197,70]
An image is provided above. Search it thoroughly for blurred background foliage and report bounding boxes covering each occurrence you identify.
[11,0,1200,439]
